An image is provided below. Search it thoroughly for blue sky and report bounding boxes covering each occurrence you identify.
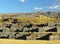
[0,0,60,13]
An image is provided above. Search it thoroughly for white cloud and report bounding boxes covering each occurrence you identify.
[34,7,43,10]
[47,5,59,9]
[54,5,59,8]
[19,0,25,2]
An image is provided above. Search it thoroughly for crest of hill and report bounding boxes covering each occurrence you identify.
[0,12,60,18]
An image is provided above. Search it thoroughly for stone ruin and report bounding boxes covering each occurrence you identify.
[0,14,60,40]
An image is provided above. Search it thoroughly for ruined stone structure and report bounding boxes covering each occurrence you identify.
[0,12,60,40]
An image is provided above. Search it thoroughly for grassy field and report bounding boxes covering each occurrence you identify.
[0,39,60,44]
[0,15,60,24]
[16,16,58,24]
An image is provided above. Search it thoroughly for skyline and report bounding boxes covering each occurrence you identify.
[0,0,60,13]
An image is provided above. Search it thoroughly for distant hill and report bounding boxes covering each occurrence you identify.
[0,12,60,18]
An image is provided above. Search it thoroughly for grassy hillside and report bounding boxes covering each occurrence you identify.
[0,39,60,44]
[16,15,58,24]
